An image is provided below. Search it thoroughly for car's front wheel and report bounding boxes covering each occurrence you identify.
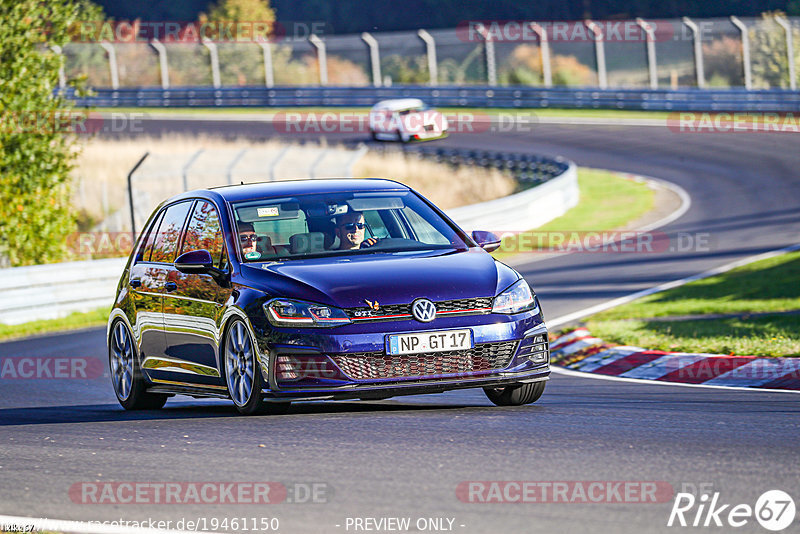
[223,318,289,416]
[109,320,168,410]
[483,381,546,406]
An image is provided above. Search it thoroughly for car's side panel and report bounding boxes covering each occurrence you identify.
[128,262,168,361]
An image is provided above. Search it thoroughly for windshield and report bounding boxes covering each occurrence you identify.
[231,190,468,262]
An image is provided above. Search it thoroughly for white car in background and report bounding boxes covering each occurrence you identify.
[369,98,448,142]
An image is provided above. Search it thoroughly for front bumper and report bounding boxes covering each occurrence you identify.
[253,311,549,401]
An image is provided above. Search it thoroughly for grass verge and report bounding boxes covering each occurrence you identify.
[585,251,800,357]
[0,307,109,342]
[491,167,655,261]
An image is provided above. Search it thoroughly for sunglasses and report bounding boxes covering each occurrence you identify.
[340,222,366,232]
[239,234,259,243]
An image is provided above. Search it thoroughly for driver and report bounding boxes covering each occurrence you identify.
[335,211,378,250]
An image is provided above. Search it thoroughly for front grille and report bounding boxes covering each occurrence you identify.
[345,297,493,321]
[331,340,518,380]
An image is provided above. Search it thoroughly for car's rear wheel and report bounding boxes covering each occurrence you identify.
[483,381,546,406]
[109,320,168,410]
[223,319,290,416]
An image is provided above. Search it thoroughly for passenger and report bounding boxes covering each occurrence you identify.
[238,222,259,258]
[335,211,378,250]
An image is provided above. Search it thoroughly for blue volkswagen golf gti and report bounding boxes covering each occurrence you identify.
[108,179,549,415]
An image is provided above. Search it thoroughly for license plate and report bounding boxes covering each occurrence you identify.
[387,329,473,355]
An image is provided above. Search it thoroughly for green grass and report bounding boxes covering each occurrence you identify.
[585,251,800,357]
[491,167,655,261]
[592,251,800,320]
[99,106,672,120]
[0,307,109,342]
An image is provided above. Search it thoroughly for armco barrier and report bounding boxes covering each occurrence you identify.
[0,258,126,325]
[0,156,577,326]
[71,86,800,112]
[448,161,578,232]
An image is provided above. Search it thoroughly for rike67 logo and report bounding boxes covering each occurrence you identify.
[668,489,795,531]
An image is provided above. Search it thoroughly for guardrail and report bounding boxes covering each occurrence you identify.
[0,258,126,325]
[1,149,577,326]
[71,86,800,112]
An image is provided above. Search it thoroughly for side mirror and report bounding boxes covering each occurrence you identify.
[175,249,214,274]
[472,230,501,253]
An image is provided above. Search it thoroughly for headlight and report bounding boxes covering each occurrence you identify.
[264,299,352,327]
[492,279,538,314]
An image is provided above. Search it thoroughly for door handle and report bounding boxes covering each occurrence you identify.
[165,281,178,292]
[129,278,142,288]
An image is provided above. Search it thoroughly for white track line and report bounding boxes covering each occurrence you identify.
[547,242,800,329]
[0,514,220,534]
[548,242,800,392]
[508,170,692,269]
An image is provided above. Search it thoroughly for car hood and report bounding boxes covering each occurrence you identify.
[238,248,519,309]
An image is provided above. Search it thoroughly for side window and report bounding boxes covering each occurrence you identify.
[402,207,450,245]
[181,201,224,266]
[363,210,389,239]
[136,210,165,263]
[150,201,193,264]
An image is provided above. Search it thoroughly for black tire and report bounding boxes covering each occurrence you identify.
[109,320,168,410]
[483,381,546,407]
[222,318,290,416]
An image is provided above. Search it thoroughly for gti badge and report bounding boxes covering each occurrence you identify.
[412,298,437,322]
[364,299,380,311]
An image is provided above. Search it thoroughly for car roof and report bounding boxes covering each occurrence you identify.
[373,98,425,111]
[198,178,409,203]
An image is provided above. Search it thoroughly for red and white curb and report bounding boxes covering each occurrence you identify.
[550,328,800,391]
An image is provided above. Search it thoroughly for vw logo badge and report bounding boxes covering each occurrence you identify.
[412,299,437,322]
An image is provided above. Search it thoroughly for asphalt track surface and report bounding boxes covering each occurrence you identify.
[1,119,799,533]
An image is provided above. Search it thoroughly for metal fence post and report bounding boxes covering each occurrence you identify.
[417,29,438,86]
[226,149,248,185]
[683,17,705,88]
[201,39,221,88]
[99,42,119,90]
[636,18,658,89]
[182,149,204,192]
[474,24,497,86]
[50,45,66,91]
[309,34,328,86]
[127,152,149,239]
[528,23,552,87]
[309,149,329,178]
[361,32,382,87]
[345,144,368,178]
[258,41,275,88]
[775,16,796,90]
[585,20,607,89]
[149,39,170,90]
[730,16,752,89]
[270,146,291,181]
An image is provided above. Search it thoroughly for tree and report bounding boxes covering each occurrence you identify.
[749,11,800,89]
[0,0,104,267]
